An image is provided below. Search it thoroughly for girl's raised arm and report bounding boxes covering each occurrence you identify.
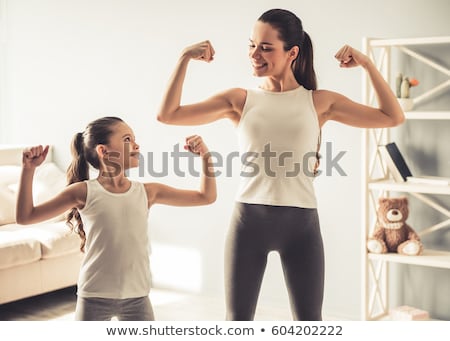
[16,145,86,225]
[145,135,217,207]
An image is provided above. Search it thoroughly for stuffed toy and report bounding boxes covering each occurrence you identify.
[367,197,423,256]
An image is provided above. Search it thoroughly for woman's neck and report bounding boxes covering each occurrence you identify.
[261,74,300,92]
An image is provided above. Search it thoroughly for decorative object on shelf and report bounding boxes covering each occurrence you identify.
[395,73,419,111]
[398,98,414,112]
[378,142,412,182]
[390,305,430,320]
[367,197,423,256]
[379,142,450,185]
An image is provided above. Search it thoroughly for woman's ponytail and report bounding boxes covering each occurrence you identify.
[293,31,317,91]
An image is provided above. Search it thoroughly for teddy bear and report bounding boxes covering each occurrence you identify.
[367,197,423,256]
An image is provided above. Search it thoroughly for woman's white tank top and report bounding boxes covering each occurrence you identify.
[235,86,320,208]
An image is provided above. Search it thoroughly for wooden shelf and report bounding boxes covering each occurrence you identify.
[368,180,450,195]
[368,249,450,269]
[376,314,439,321]
[362,35,450,321]
[405,111,450,120]
[369,36,450,47]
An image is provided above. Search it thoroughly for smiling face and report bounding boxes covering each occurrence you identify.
[249,21,298,79]
[100,121,140,172]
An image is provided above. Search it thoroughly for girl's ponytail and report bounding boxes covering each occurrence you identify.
[66,132,88,252]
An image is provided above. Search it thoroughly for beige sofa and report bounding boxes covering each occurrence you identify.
[0,145,83,305]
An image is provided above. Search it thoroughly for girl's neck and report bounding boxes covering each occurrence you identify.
[97,173,131,193]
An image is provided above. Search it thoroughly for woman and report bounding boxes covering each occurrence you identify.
[157,8,404,320]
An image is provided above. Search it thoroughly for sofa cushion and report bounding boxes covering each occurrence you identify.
[4,162,68,224]
[7,162,67,203]
[0,165,21,185]
[0,188,16,225]
[0,165,21,225]
[0,222,81,270]
[0,225,41,270]
[25,222,82,259]
[33,162,68,204]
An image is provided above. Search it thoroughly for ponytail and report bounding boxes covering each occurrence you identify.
[67,132,89,184]
[293,31,317,91]
[66,132,88,252]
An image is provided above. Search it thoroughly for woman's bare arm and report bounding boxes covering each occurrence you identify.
[157,41,244,126]
[316,45,405,128]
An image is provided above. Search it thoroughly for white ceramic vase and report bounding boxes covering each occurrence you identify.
[398,98,414,112]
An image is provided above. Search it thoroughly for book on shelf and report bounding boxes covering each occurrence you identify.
[378,142,412,182]
[378,142,450,186]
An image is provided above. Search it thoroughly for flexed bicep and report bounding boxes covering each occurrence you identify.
[157,40,245,126]
[315,90,404,128]
[16,182,86,225]
[146,183,212,207]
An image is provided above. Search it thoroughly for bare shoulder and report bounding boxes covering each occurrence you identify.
[144,182,159,207]
[207,87,245,126]
[312,89,340,108]
[224,87,247,102]
[312,89,343,125]
[223,87,247,120]
[65,181,87,208]
[67,181,87,192]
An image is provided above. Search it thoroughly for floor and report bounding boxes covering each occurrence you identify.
[0,286,297,321]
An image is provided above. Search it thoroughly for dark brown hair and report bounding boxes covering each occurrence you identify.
[66,116,123,252]
[258,8,317,90]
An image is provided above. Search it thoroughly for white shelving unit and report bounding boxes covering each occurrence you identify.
[361,36,450,320]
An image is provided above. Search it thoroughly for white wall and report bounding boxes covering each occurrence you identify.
[0,0,6,142]
[1,0,449,320]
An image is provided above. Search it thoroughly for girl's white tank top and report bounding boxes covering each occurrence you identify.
[78,179,150,299]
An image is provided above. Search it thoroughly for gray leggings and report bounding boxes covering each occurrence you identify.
[74,296,154,321]
[225,203,324,321]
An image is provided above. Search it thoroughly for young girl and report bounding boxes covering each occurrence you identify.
[157,9,404,320]
[16,116,216,321]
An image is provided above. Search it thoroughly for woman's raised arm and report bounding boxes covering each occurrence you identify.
[316,45,405,128]
[156,40,244,126]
